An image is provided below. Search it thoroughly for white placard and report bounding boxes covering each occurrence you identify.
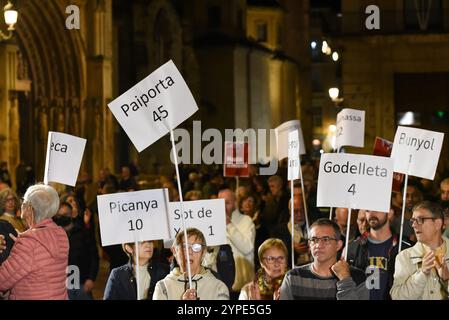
[288,130,300,181]
[391,126,444,180]
[43,131,86,187]
[167,199,227,247]
[97,189,170,246]
[275,120,306,160]
[335,108,365,149]
[108,60,198,152]
[317,153,393,212]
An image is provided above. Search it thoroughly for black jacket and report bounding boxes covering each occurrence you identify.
[104,260,170,300]
[66,222,99,283]
[346,232,412,300]
[0,220,17,264]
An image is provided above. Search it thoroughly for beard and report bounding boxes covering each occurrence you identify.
[368,215,388,230]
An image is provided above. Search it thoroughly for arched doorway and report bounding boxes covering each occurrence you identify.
[0,0,114,187]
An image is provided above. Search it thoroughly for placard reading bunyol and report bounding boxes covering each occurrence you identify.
[391,126,444,180]
[317,153,394,212]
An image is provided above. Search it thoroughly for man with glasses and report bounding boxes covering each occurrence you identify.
[280,219,368,300]
[346,208,411,300]
[390,201,449,300]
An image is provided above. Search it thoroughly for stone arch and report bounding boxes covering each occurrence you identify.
[12,0,86,175]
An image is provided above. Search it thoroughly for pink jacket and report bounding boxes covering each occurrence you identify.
[0,219,69,300]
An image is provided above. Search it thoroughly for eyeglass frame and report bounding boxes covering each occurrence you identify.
[178,243,203,253]
[409,217,437,226]
[308,236,338,245]
[263,255,286,265]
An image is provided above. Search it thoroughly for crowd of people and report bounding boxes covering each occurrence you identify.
[0,159,448,300]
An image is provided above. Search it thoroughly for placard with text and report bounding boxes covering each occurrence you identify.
[317,153,393,212]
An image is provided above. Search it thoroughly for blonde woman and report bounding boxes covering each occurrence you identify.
[239,238,288,300]
[0,188,26,232]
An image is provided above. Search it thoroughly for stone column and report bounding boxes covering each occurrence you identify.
[0,42,20,188]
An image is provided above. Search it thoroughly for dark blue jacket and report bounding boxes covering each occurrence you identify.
[103,260,169,300]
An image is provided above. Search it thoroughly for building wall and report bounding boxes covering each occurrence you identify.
[338,1,449,177]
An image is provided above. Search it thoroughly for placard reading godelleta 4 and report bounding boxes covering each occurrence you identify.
[317,153,394,212]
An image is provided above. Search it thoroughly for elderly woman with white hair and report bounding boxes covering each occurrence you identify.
[0,184,69,300]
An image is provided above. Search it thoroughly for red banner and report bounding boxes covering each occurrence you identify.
[372,137,404,192]
[223,142,249,177]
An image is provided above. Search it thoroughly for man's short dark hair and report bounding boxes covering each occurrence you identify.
[413,201,444,221]
[310,218,342,240]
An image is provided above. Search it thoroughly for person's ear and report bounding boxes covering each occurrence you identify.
[124,244,134,256]
[337,240,343,251]
[436,218,443,231]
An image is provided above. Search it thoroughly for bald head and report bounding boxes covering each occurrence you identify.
[218,189,236,216]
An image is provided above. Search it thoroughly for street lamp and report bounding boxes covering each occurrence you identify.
[328,87,344,105]
[0,1,18,41]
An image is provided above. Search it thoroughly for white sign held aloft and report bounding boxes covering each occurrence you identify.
[287,130,300,181]
[317,153,393,213]
[97,189,170,246]
[167,199,227,247]
[335,108,365,149]
[391,126,444,180]
[107,60,199,152]
[43,131,86,186]
[275,120,306,160]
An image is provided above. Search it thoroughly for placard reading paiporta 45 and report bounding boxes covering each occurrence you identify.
[107,60,198,152]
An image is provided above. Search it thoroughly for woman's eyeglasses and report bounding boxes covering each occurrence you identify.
[180,243,203,253]
[263,256,286,264]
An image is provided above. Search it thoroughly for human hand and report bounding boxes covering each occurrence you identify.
[182,288,197,300]
[248,282,261,300]
[84,209,92,226]
[84,279,95,293]
[273,287,281,300]
[294,242,308,254]
[435,259,449,281]
[421,251,435,275]
[331,260,351,281]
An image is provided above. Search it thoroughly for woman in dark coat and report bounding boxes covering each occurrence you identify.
[103,240,169,300]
